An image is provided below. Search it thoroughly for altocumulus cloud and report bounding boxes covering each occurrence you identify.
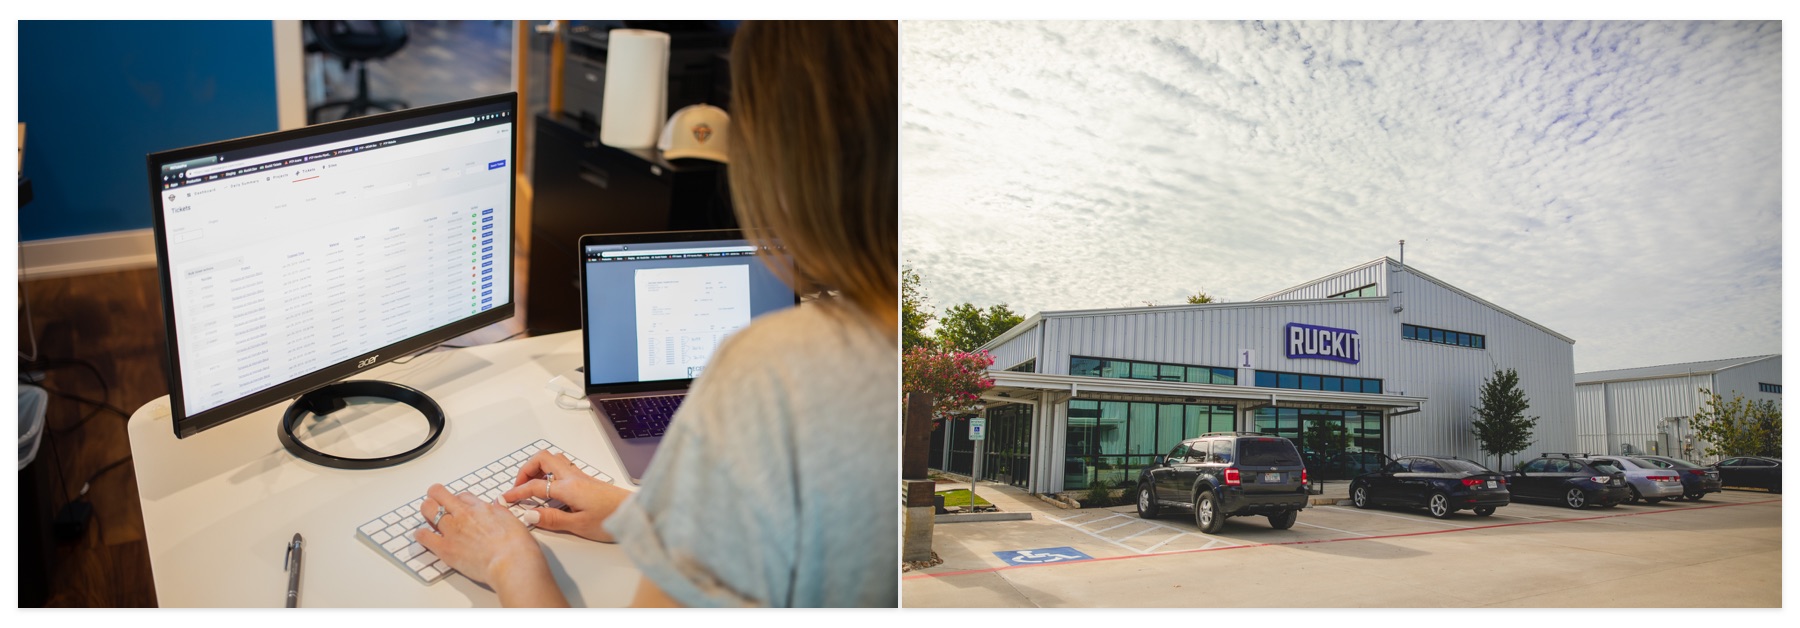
[901,20,1780,372]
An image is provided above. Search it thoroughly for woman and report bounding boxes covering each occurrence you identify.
[411,21,898,608]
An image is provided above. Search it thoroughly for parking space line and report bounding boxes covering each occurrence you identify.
[1076,513,1128,529]
[1054,511,1091,521]
[1095,520,1138,533]
[1319,505,1471,527]
[1296,520,1371,537]
[1119,527,1158,541]
[904,497,1783,582]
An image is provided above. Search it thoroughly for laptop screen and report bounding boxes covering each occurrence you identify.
[581,236,795,388]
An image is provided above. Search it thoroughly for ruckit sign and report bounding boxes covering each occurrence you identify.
[1286,323,1362,365]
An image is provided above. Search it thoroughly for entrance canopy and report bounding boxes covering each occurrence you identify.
[983,371,1427,414]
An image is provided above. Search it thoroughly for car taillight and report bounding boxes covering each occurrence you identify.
[1688,469,1707,476]
[1589,476,1610,484]
[1224,468,1241,486]
[1648,475,1678,482]
[1461,478,1484,487]
[1301,468,1309,486]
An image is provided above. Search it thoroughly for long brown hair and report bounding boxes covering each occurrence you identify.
[727,21,897,333]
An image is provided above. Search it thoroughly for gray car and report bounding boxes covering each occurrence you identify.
[1584,455,1685,504]
[1635,455,1723,501]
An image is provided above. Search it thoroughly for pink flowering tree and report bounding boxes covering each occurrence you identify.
[902,347,996,427]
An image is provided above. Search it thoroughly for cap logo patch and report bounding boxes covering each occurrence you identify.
[691,123,712,144]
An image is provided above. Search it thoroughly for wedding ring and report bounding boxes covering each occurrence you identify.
[432,506,449,529]
[544,473,554,500]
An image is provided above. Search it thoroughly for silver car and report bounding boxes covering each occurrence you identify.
[1584,455,1684,504]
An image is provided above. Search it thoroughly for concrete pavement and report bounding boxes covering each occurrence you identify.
[904,480,1782,607]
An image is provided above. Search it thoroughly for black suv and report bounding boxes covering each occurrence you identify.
[1135,432,1310,533]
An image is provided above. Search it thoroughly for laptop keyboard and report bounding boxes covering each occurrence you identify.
[597,395,683,439]
[354,439,613,584]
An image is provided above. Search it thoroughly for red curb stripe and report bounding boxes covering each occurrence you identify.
[903,498,1781,581]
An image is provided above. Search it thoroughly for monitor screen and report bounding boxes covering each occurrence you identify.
[580,236,795,388]
[149,93,517,438]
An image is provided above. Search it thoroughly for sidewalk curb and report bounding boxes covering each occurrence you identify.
[936,512,1034,524]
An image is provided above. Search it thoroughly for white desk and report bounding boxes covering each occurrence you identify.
[128,331,639,607]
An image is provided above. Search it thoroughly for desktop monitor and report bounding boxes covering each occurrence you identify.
[148,93,517,440]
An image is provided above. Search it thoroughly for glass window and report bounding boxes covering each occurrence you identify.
[1097,402,1128,455]
[1127,403,1158,455]
[1278,373,1300,388]
[1255,371,1276,387]
[1238,438,1300,466]
[1410,458,1444,473]
[1590,462,1622,474]
[1341,378,1362,393]
[1211,440,1233,464]
[1403,325,1416,339]
[1213,368,1236,385]
[1070,357,1101,377]
[1473,336,1484,349]
[1156,404,1185,454]
[1364,379,1381,394]
[1431,329,1444,343]
[1321,376,1342,392]
[1519,458,1549,472]
[1166,444,1188,462]
[1102,360,1130,379]
[1186,366,1206,383]
[1156,364,1182,381]
[1131,362,1158,380]
[1301,375,1321,390]
[1440,459,1492,473]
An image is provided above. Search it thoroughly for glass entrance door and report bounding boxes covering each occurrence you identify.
[1255,408,1384,481]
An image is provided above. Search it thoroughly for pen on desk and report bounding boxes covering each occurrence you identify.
[284,533,304,608]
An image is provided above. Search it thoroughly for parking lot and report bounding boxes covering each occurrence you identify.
[903,483,1782,607]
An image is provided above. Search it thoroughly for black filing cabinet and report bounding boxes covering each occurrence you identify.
[527,113,734,334]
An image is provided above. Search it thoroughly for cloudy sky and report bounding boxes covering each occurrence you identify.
[901,21,1781,373]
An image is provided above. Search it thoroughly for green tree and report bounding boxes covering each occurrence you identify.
[1185,291,1220,304]
[933,303,1025,351]
[1690,388,1781,459]
[902,267,935,351]
[1468,368,1539,470]
[901,347,995,426]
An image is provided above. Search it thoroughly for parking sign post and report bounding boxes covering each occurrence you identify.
[969,418,986,509]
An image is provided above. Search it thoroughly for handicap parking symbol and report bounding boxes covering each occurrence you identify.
[994,546,1093,566]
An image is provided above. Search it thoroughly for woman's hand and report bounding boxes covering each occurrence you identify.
[414,483,561,606]
[503,450,631,543]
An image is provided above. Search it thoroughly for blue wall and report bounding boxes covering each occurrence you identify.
[19,21,280,241]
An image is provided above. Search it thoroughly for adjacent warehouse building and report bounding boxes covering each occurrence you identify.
[1574,355,1782,463]
[928,257,1579,495]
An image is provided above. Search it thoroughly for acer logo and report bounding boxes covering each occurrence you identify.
[358,355,379,368]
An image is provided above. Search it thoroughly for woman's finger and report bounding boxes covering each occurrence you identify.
[425,484,469,516]
[502,478,548,504]
[513,450,583,487]
[455,491,485,509]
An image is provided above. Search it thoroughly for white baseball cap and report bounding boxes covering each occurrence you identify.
[657,104,729,163]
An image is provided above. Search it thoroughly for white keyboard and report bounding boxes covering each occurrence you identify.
[355,439,614,584]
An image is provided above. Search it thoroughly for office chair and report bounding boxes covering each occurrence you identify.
[306,21,410,123]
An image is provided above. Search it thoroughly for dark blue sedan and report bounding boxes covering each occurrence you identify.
[1349,455,1510,519]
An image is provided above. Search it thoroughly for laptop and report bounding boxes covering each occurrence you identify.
[577,230,799,484]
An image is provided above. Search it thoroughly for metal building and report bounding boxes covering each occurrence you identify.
[1574,355,1782,463]
[929,257,1579,495]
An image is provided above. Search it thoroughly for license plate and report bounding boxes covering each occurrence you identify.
[1263,473,1281,483]
[1486,481,1497,489]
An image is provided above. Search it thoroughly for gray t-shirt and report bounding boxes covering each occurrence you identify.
[602,301,898,607]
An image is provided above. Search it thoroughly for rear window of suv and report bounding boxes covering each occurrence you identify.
[1439,459,1492,473]
[1238,438,1301,466]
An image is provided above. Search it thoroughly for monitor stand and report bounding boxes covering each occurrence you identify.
[276,380,446,470]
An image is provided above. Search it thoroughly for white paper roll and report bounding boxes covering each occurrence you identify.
[600,29,671,149]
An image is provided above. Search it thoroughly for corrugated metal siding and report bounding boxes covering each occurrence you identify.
[1257,261,1387,302]
[1570,357,1780,463]
[986,322,1040,372]
[1711,357,1782,404]
[1034,266,1576,472]
[1574,384,1607,455]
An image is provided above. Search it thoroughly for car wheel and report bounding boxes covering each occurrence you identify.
[1564,488,1588,509]
[1194,490,1226,534]
[1136,484,1160,519]
[1685,491,1705,502]
[1627,486,1643,504]
[1473,506,1496,516]
[1427,492,1453,519]
[1267,509,1298,530]
[1352,484,1371,509]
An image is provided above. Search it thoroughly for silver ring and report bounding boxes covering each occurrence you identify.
[544,473,554,500]
[432,506,449,529]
